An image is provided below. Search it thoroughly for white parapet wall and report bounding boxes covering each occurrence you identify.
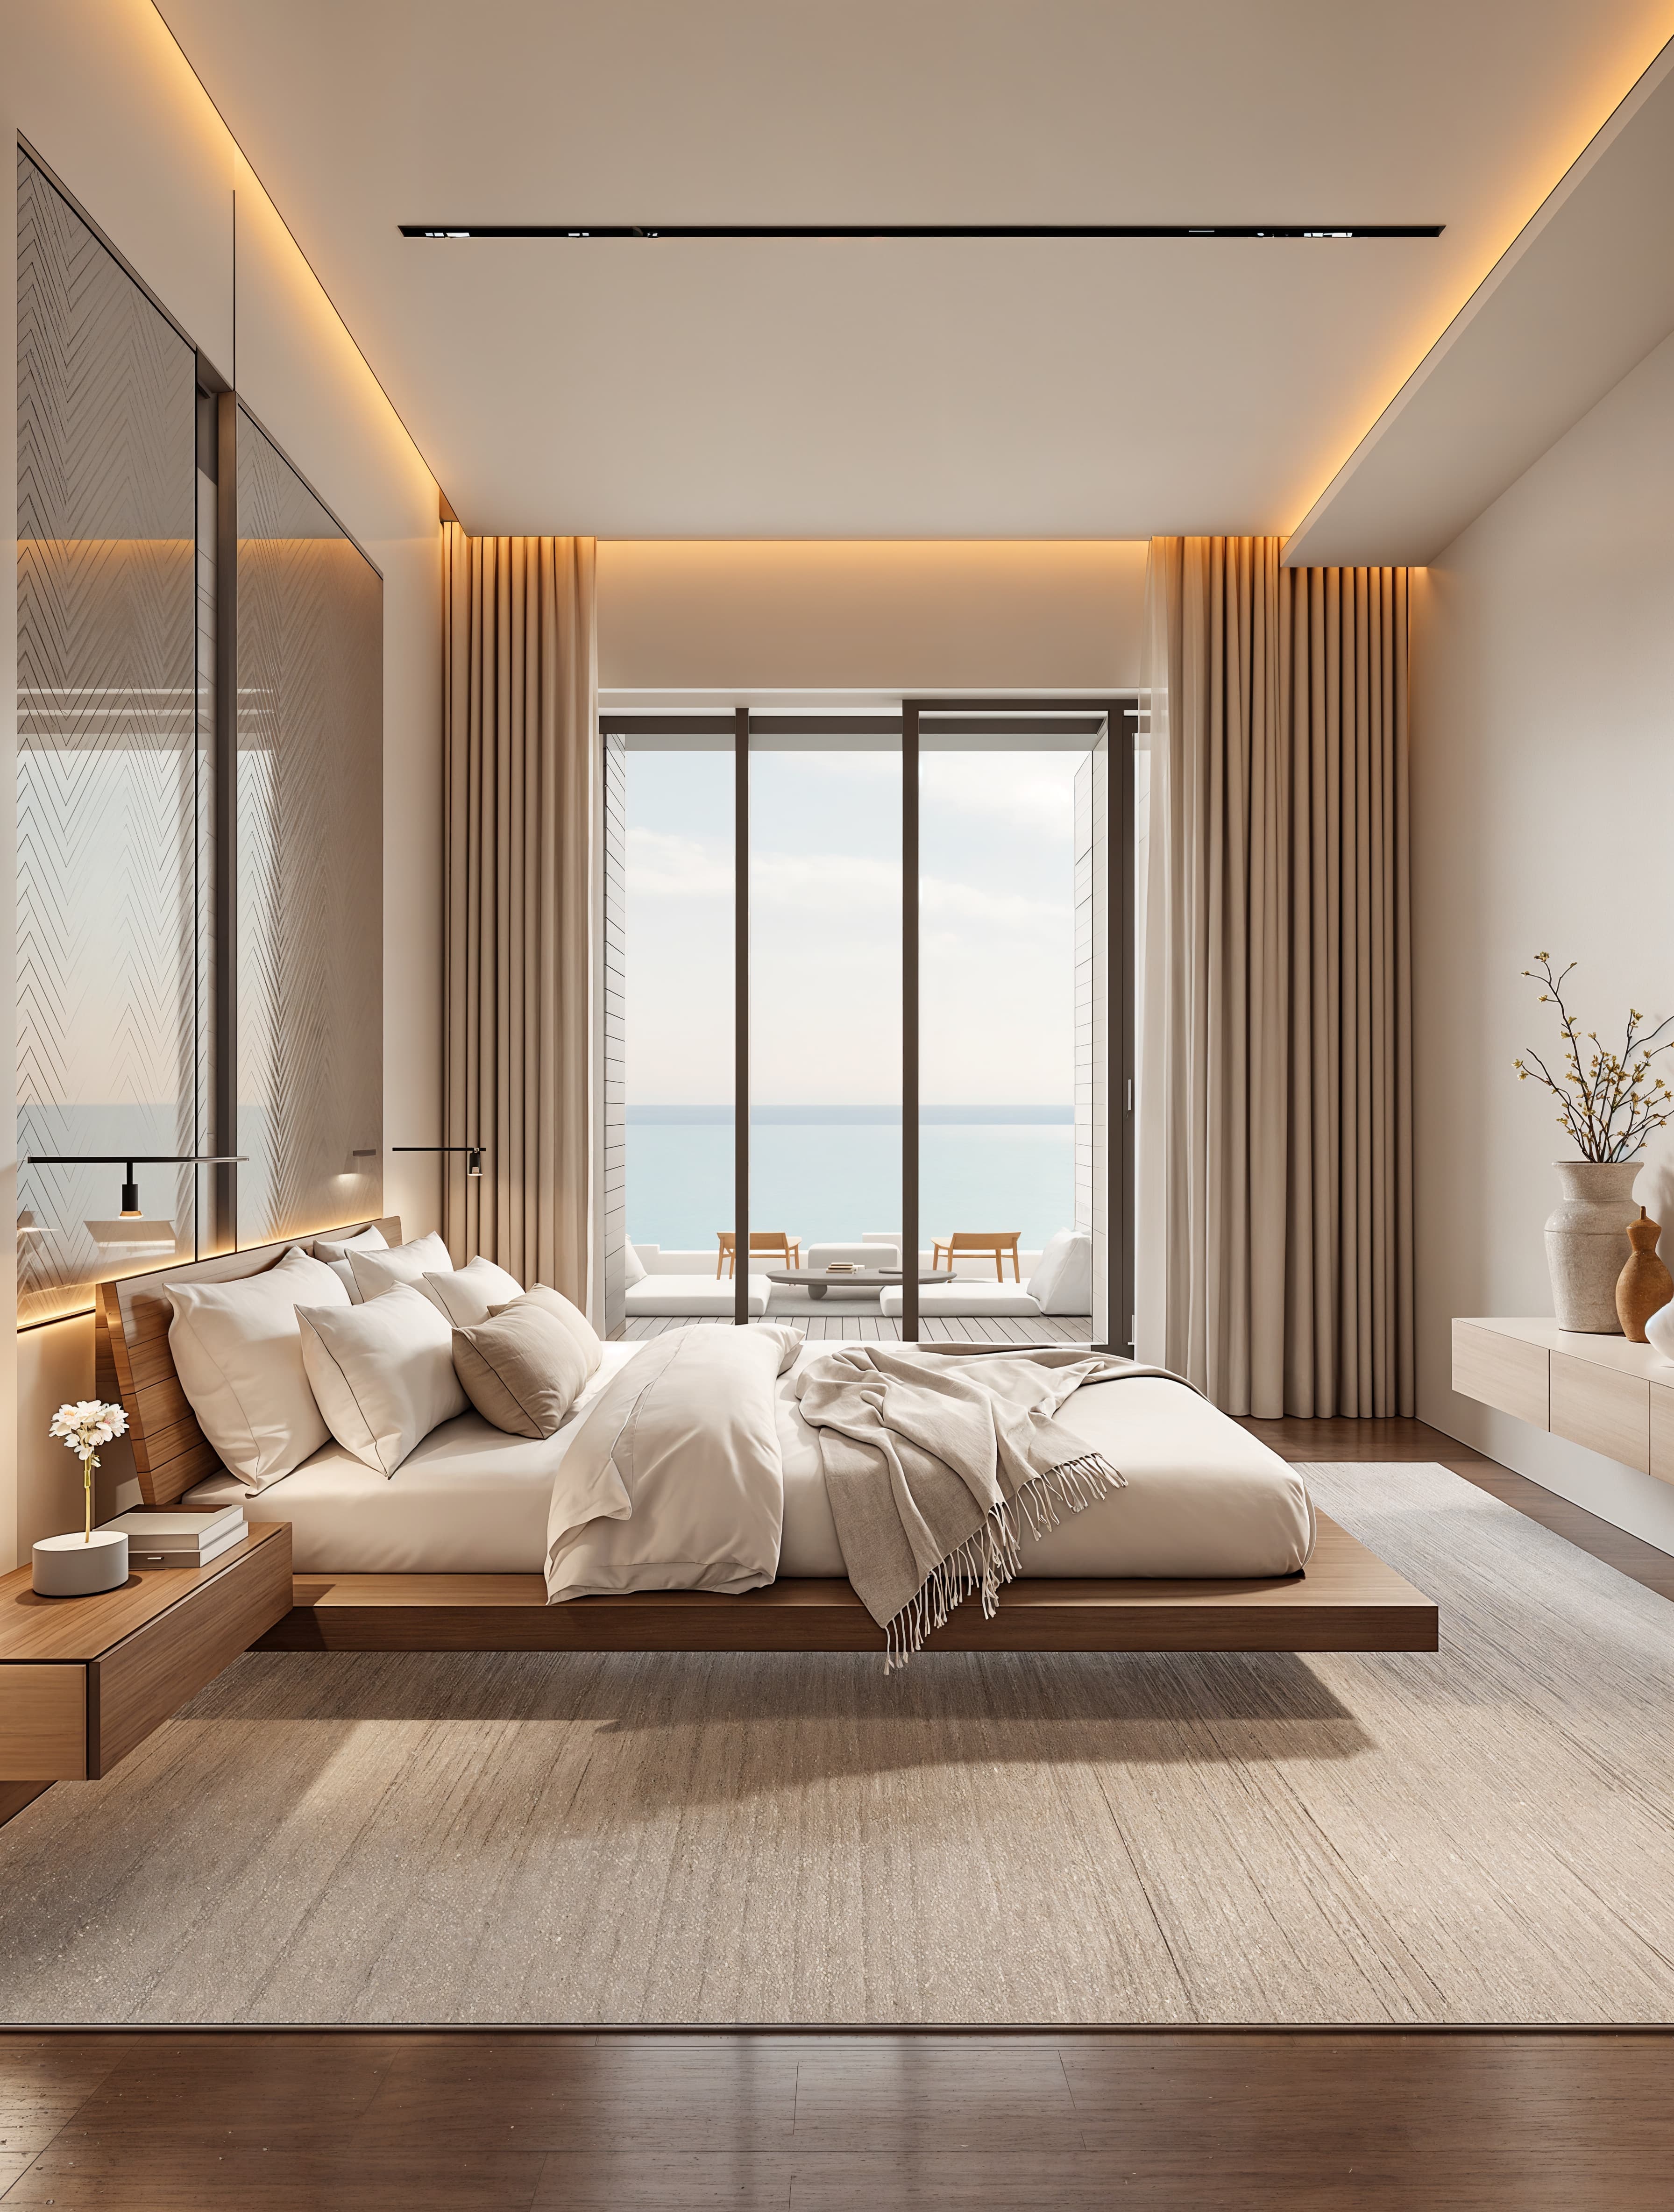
[631,1245,1046,1277]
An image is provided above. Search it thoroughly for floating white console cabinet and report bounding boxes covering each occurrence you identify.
[1453,1318,1674,1485]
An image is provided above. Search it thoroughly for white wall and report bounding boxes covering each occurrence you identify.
[0,0,443,1565]
[597,539,1146,693]
[1412,323,1674,1551]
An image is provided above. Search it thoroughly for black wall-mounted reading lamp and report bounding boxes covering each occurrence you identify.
[27,1154,248,1215]
[392,1144,486,1178]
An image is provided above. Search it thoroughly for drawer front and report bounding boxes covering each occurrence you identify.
[1551,1351,1651,1474]
[1452,1321,1549,1427]
[90,1530,293,1778]
[1652,1383,1674,1489]
[0,1665,87,1780]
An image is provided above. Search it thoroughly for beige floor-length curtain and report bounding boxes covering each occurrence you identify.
[1136,537,1412,1418]
[443,524,597,1306]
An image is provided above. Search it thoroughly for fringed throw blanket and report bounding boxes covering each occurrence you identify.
[794,1345,1147,1665]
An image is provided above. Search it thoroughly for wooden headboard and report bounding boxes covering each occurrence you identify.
[94,1218,403,1506]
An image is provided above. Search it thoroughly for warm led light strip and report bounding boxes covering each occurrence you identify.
[400,222,1443,241]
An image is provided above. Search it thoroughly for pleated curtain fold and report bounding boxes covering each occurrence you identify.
[442,524,598,1307]
[1137,537,1413,1418]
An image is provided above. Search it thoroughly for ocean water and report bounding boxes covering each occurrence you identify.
[626,1110,1076,1255]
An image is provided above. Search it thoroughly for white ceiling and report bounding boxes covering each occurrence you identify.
[155,0,1674,540]
[1288,40,1674,565]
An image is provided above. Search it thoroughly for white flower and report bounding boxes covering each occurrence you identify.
[50,1399,128,1456]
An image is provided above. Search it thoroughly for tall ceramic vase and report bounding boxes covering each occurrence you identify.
[1545,1160,1643,1333]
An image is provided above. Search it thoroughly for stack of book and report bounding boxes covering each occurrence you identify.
[106,1503,246,1569]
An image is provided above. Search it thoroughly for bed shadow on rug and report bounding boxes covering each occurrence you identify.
[193,1643,1366,1728]
[142,1645,1373,1809]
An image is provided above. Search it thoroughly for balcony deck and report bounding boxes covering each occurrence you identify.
[615,1313,1096,1345]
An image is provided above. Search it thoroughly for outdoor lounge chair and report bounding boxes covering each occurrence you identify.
[932,1230,1023,1282]
[716,1229,801,1277]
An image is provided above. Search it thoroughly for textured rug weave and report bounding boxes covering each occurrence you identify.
[5,1462,1674,2025]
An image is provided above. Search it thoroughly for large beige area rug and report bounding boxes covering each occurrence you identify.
[4,1461,1674,2025]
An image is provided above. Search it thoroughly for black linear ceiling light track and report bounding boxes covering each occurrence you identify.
[400,222,1443,241]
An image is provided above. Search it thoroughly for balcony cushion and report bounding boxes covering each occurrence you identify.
[807,1241,899,1271]
[624,1273,771,1317]
[879,1283,1044,1319]
[1027,1227,1095,1315]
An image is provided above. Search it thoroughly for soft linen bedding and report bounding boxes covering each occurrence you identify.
[544,1336,1315,1617]
[184,1340,642,1572]
[186,1331,1314,1590]
[775,1356,1314,1579]
[544,1325,799,1600]
[792,1343,1135,1659]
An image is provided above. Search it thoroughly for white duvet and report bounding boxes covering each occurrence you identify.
[543,1331,1314,1602]
[545,1324,801,1599]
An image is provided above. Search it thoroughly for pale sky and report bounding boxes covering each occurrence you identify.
[626,748,1083,1105]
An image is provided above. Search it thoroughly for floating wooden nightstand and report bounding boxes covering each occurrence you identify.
[1452,1318,1674,1484]
[0,1522,291,1826]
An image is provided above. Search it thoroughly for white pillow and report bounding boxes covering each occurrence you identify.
[296,1283,467,1475]
[350,1230,453,1305]
[323,1257,363,1303]
[489,1283,603,1381]
[422,1254,525,1327]
[312,1225,387,1264]
[168,1246,349,1491]
[622,1241,648,1288]
[1027,1227,1094,1316]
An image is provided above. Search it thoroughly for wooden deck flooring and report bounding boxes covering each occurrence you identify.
[616,1313,1096,1344]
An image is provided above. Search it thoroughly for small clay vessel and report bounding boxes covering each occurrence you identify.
[1616,1208,1674,1343]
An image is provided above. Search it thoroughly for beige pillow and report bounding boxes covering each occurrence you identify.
[168,1246,349,1491]
[312,1225,388,1265]
[296,1282,467,1474]
[488,1282,602,1381]
[452,1298,592,1439]
[313,1225,388,1305]
[350,1230,453,1305]
[423,1254,525,1327]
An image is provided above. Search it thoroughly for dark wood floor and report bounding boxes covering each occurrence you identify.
[1238,1410,1674,1600]
[3,2028,1674,2208]
[5,1415,1674,2207]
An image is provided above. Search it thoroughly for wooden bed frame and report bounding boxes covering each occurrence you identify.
[99,1226,1438,1657]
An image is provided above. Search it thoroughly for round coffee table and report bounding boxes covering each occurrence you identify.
[766,1268,957,1301]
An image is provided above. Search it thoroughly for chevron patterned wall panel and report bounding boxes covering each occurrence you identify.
[15,151,203,1326]
[235,411,383,1246]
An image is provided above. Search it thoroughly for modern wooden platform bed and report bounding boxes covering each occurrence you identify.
[98,1223,1437,1659]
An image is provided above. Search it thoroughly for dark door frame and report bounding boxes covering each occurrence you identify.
[901,699,1136,1354]
[600,701,1138,1351]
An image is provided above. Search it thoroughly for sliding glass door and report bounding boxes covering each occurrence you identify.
[748,731,902,1324]
[617,736,735,1299]
[608,702,1133,1348]
[915,710,1109,1342]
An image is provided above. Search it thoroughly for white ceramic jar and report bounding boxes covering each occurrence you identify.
[1545,1159,1643,1333]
